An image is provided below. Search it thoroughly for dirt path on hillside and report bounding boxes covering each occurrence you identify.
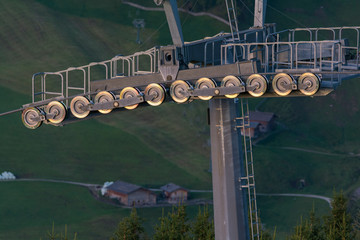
[15,178,100,188]
[256,145,360,158]
[3,178,333,208]
[257,193,332,208]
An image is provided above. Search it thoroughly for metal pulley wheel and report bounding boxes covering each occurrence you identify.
[70,96,91,119]
[272,73,295,96]
[221,75,243,98]
[246,74,268,97]
[45,101,67,124]
[195,78,216,100]
[22,107,43,129]
[170,80,191,103]
[94,91,115,114]
[144,83,166,106]
[120,87,140,110]
[298,73,320,96]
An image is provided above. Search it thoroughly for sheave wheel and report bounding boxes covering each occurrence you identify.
[272,73,294,96]
[246,74,268,97]
[195,78,216,100]
[94,91,115,114]
[22,107,42,129]
[144,83,166,106]
[45,101,67,124]
[170,80,191,103]
[221,75,243,98]
[120,87,140,110]
[298,73,320,96]
[70,96,91,119]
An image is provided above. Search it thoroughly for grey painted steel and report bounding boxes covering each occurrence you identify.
[162,0,184,46]
[253,0,267,28]
[237,99,260,239]
[91,61,257,91]
[225,0,240,42]
[209,99,249,240]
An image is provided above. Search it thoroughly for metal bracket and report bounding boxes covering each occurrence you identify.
[297,83,309,90]
[246,85,258,91]
[159,46,180,81]
[188,86,246,97]
[280,82,298,90]
[89,95,144,111]
[30,114,46,122]
[45,112,56,121]
[143,93,158,102]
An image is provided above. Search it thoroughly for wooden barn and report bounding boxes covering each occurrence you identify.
[105,181,156,206]
[160,183,188,204]
[240,121,260,138]
[249,111,276,133]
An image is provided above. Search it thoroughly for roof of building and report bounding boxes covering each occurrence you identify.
[249,111,275,122]
[107,181,144,195]
[249,121,260,128]
[160,183,187,193]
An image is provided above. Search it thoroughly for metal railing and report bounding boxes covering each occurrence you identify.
[222,40,344,72]
[266,26,360,69]
[203,25,276,66]
[32,47,159,104]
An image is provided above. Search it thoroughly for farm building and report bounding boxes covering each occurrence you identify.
[240,111,276,138]
[249,111,276,133]
[105,181,156,206]
[161,183,188,204]
[240,121,260,138]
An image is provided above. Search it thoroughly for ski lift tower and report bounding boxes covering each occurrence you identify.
[209,0,267,238]
[133,19,145,44]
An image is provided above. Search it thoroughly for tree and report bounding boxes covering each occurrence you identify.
[288,209,324,240]
[352,210,360,239]
[324,191,353,240]
[110,208,144,240]
[40,223,77,240]
[153,204,190,240]
[191,205,214,240]
[288,191,354,240]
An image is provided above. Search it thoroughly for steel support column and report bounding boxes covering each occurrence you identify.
[209,98,249,240]
[254,0,267,28]
[162,0,184,46]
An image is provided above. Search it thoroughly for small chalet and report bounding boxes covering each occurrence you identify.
[239,111,276,138]
[249,111,276,133]
[240,121,260,138]
[160,183,188,204]
[105,181,156,206]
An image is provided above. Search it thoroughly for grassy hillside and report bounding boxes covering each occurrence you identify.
[0,0,360,239]
[0,1,220,239]
[0,181,207,239]
[0,0,226,187]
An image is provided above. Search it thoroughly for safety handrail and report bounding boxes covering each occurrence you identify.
[32,47,159,103]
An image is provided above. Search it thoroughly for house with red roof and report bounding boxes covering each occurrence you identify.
[105,181,156,206]
[160,183,188,204]
[240,111,276,138]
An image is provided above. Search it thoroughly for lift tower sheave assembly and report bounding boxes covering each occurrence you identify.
[2,0,360,239]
